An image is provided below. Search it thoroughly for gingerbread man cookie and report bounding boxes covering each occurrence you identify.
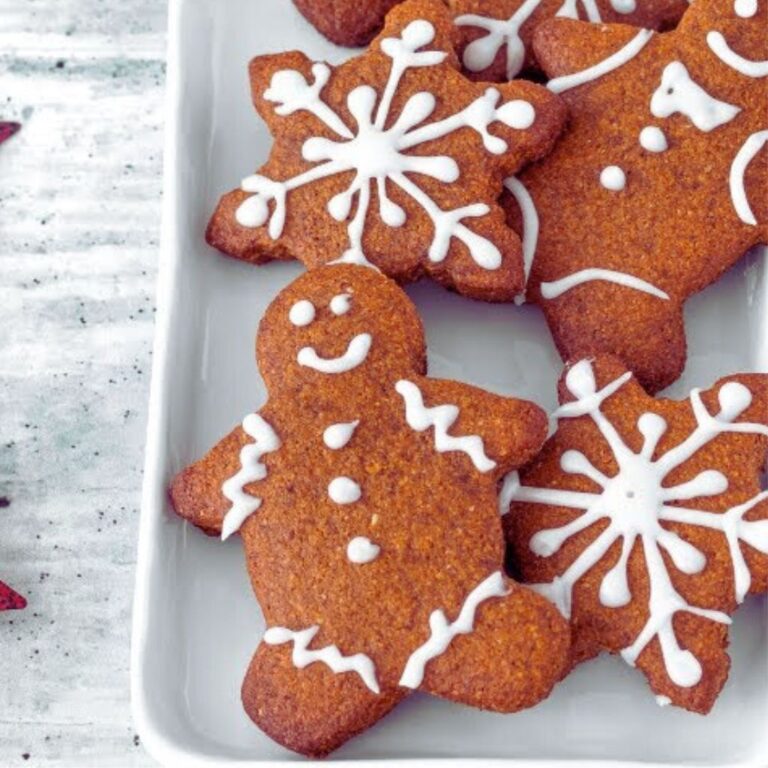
[170,265,571,756]
[207,0,567,302]
[504,356,768,713]
[449,0,687,80]
[291,0,403,47]
[503,0,767,392]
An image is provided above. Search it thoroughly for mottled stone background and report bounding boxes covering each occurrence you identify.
[0,0,165,764]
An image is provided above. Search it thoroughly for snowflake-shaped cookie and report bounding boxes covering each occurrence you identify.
[503,0,767,391]
[504,356,768,712]
[449,0,687,80]
[207,0,566,302]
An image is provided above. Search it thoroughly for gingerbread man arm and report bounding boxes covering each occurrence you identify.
[533,18,650,82]
[397,376,548,476]
[242,641,406,757]
[169,424,254,538]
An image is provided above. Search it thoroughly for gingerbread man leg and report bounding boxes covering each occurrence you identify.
[403,576,570,712]
[241,641,406,757]
[539,289,687,394]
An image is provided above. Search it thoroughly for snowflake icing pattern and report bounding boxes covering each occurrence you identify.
[234,19,537,270]
[510,359,768,690]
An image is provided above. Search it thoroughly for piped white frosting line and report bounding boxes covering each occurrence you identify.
[264,625,380,694]
[540,268,670,300]
[504,176,539,304]
[399,571,508,689]
[297,333,372,373]
[220,414,281,541]
[730,130,768,226]
[650,61,740,132]
[547,29,653,94]
[395,380,496,472]
[707,31,768,78]
[323,420,359,450]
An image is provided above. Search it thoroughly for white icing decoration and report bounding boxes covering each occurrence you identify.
[328,476,362,504]
[347,536,380,564]
[395,380,496,472]
[600,165,626,191]
[541,269,670,300]
[455,0,545,80]
[289,299,315,327]
[330,292,352,315]
[504,176,538,305]
[399,571,508,688]
[656,695,672,707]
[735,0,758,18]
[650,61,741,132]
[264,625,380,694]
[323,420,359,450]
[707,31,768,78]
[548,29,653,94]
[236,20,539,271]
[610,0,637,13]
[639,126,668,153]
[297,333,372,374]
[221,414,281,541]
[729,131,768,226]
[555,0,602,22]
[498,471,521,516]
[512,360,768,689]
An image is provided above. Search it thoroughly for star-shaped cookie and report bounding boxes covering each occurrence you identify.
[450,0,688,80]
[504,356,768,713]
[207,0,566,302]
[504,0,767,392]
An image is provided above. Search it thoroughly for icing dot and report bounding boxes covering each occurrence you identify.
[347,536,380,564]
[330,293,352,315]
[639,126,668,153]
[499,100,536,130]
[600,165,626,191]
[323,420,359,450]
[289,300,315,327]
[734,0,757,17]
[328,476,362,504]
[611,0,637,12]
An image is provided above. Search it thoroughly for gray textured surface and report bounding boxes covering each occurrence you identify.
[0,0,165,764]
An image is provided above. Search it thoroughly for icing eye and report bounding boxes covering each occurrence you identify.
[330,293,352,316]
[289,299,315,327]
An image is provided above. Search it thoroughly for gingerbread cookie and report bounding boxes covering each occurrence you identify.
[207,0,567,302]
[503,0,767,392]
[0,581,25,612]
[170,264,571,756]
[292,0,403,47]
[504,356,768,713]
[450,0,688,80]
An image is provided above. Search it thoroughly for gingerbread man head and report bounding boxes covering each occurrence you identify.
[171,264,571,756]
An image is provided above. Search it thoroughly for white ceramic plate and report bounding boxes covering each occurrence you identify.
[131,0,768,764]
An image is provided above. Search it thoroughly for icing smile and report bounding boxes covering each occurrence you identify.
[297,333,372,374]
